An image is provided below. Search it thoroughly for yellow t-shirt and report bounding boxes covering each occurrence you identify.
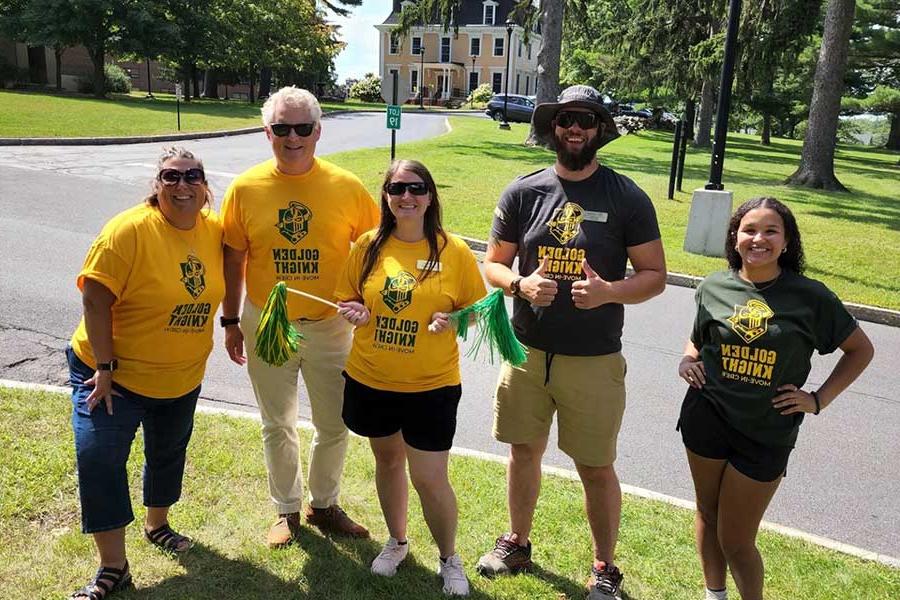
[70,204,225,399]
[221,158,379,320]
[335,232,487,392]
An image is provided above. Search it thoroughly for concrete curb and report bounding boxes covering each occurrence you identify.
[2,377,898,570]
[0,108,479,146]
[457,236,900,328]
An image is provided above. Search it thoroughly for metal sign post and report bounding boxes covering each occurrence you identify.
[174,83,183,131]
[386,72,401,161]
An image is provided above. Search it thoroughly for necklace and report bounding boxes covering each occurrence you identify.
[159,209,199,256]
[738,269,781,292]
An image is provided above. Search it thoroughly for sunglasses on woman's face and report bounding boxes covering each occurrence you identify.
[158,168,206,186]
[555,111,600,130]
[270,122,315,137]
[386,181,429,196]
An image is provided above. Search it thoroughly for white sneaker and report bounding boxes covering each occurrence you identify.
[438,554,470,596]
[371,537,409,576]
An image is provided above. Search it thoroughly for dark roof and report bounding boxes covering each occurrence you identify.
[382,0,521,27]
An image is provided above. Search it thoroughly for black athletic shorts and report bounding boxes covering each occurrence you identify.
[677,386,792,483]
[342,372,462,452]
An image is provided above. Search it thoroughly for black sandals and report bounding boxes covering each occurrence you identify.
[69,561,132,600]
[144,523,194,554]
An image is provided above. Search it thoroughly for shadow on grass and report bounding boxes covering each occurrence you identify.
[528,563,642,600]
[806,264,900,295]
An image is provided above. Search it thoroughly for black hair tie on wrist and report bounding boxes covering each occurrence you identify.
[811,390,821,415]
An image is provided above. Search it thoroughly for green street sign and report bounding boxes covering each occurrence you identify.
[386,105,402,130]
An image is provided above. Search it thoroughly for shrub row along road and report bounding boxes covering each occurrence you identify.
[0,112,897,561]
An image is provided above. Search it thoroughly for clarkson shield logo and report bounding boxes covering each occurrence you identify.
[380,270,417,314]
[546,202,585,244]
[276,201,312,244]
[180,255,206,299]
[727,299,774,344]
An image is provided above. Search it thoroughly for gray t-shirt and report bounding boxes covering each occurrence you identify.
[490,165,660,355]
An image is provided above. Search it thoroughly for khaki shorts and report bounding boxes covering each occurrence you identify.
[493,346,626,467]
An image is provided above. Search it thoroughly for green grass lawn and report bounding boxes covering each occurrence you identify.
[323,118,900,310]
[0,90,387,137]
[2,387,897,599]
[0,89,475,138]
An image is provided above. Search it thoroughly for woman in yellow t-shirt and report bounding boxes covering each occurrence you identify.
[335,160,486,596]
[67,147,224,600]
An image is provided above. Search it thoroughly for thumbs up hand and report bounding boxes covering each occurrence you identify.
[519,256,558,307]
[572,258,612,309]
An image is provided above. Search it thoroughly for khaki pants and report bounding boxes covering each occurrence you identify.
[242,300,352,513]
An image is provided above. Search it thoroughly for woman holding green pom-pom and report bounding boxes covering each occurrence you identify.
[334,160,485,596]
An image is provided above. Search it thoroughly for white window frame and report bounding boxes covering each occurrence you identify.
[483,2,497,25]
[491,71,503,93]
[410,68,419,92]
[469,36,481,57]
[468,70,479,93]
[412,36,422,55]
[493,36,504,57]
[388,34,400,55]
[440,36,451,63]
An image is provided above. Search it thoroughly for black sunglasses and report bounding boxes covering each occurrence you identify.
[158,168,205,186]
[386,181,429,196]
[270,122,315,137]
[555,111,600,130]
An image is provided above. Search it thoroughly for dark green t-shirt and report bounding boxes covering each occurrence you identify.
[690,270,857,447]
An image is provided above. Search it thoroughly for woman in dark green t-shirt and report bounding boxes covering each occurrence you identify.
[676,197,873,600]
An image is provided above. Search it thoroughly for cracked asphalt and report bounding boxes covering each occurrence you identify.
[1,112,899,561]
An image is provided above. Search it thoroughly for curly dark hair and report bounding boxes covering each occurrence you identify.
[725,196,805,274]
[356,159,447,297]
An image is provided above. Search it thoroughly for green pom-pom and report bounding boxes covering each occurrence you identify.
[449,288,527,366]
[255,282,302,367]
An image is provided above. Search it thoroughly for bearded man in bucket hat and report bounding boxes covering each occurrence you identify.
[476,85,667,599]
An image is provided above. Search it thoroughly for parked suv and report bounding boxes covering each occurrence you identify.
[484,94,535,123]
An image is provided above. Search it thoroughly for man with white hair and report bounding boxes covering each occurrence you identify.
[220,86,379,546]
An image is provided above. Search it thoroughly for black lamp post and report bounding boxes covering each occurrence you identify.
[470,54,477,108]
[419,40,426,110]
[499,20,514,130]
[145,57,154,99]
[705,0,742,190]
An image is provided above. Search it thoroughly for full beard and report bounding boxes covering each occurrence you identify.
[551,130,601,171]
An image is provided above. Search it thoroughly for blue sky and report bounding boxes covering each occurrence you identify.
[330,0,393,83]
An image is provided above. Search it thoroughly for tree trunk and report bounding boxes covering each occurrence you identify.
[761,113,772,145]
[89,46,105,98]
[258,67,273,99]
[887,111,900,151]
[191,63,201,100]
[182,73,192,102]
[684,98,696,140]
[248,71,256,104]
[695,76,715,147]
[525,0,564,146]
[54,46,63,91]
[204,69,219,99]
[786,0,856,191]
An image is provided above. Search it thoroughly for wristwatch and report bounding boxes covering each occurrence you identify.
[220,316,240,328]
[96,359,118,372]
[509,276,524,297]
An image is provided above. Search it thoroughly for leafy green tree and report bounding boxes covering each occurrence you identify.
[348,73,382,102]
[0,0,161,97]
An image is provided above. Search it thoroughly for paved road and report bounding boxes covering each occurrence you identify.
[1,111,898,560]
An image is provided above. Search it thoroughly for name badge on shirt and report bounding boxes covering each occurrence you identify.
[583,210,608,223]
[417,259,443,271]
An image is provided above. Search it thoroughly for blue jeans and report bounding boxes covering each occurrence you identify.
[67,347,200,533]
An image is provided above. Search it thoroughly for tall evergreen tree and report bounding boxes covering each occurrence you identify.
[787,0,857,190]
